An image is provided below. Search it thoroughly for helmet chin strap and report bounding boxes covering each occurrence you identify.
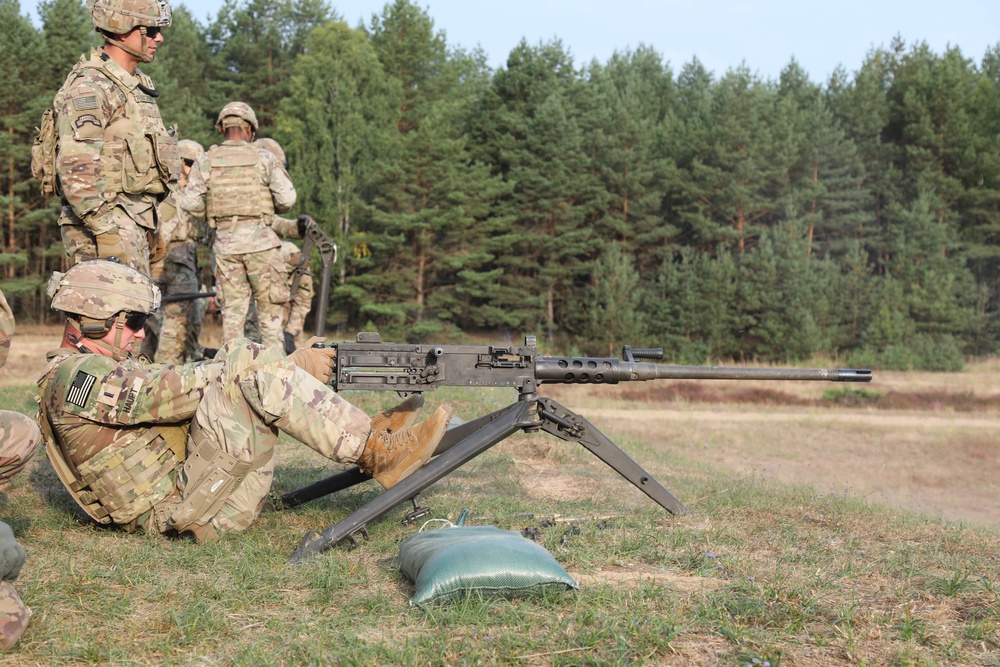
[103,26,155,64]
[70,313,132,361]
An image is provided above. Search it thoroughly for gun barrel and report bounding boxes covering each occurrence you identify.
[534,357,871,384]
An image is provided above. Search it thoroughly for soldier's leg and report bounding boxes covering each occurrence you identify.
[169,340,370,537]
[59,215,150,275]
[157,258,200,364]
[215,253,252,345]
[243,301,261,344]
[0,411,41,490]
[244,248,287,350]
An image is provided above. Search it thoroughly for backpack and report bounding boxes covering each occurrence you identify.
[31,108,59,197]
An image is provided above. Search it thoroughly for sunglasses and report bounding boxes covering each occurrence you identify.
[122,312,149,331]
[144,26,162,39]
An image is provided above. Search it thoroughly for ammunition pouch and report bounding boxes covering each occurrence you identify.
[168,433,273,531]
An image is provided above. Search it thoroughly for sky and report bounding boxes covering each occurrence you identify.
[21,0,1000,82]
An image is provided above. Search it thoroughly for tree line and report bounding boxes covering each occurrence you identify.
[2,0,999,370]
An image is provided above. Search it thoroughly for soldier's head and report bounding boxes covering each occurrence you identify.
[88,0,171,64]
[177,139,204,183]
[254,137,287,170]
[48,259,160,361]
[216,102,258,142]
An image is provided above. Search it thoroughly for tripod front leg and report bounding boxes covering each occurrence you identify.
[535,397,687,515]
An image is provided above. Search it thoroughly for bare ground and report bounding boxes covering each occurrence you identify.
[4,325,998,529]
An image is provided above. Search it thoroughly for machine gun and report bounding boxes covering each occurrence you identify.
[283,332,872,563]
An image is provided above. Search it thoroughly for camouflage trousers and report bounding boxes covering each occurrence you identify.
[59,210,151,277]
[0,411,41,491]
[167,339,371,536]
[215,248,288,350]
[140,248,204,364]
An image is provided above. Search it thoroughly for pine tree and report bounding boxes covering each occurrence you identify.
[275,20,399,330]
[0,0,49,282]
[585,46,678,278]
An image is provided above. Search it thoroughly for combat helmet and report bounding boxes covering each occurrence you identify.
[216,102,258,134]
[48,259,160,359]
[254,137,286,168]
[178,139,205,163]
[88,0,171,63]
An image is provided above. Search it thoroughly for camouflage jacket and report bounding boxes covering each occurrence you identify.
[180,140,295,256]
[0,290,12,370]
[37,348,224,524]
[39,349,223,468]
[54,49,180,233]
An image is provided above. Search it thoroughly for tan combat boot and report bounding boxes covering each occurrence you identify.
[369,394,424,434]
[358,403,455,489]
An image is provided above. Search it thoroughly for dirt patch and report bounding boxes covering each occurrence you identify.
[567,567,722,594]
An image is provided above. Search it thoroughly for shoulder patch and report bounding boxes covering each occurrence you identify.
[73,96,99,111]
[74,114,101,130]
[67,370,97,407]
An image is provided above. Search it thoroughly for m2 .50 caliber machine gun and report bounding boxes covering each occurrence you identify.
[283,332,872,563]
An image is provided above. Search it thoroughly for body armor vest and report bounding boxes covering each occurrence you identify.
[205,143,275,222]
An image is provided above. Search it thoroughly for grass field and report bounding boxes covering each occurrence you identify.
[0,351,998,665]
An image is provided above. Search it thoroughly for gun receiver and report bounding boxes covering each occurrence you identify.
[284,333,872,563]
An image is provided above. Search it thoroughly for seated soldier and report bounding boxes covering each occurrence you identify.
[35,259,451,543]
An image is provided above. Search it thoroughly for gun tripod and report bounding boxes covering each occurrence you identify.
[282,391,686,564]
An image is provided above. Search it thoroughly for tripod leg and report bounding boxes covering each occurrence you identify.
[276,405,521,510]
[289,400,537,563]
[536,397,687,515]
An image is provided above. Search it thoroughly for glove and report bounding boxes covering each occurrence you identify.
[96,229,127,261]
[0,522,25,581]
[283,330,296,355]
[288,335,336,383]
[296,214,314,238]
[148,229,168,264]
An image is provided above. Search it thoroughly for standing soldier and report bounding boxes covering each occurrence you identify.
[36,260,451,544]
[46,0,179,276]
[0,290,42,649]
[141,139,206,363]
[181,103,293,349]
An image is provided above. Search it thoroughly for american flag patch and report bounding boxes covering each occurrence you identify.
[67,371,96,407]
[73,95,98,111]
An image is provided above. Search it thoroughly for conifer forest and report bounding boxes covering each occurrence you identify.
[3,0,1000,370]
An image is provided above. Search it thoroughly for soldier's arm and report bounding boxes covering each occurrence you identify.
[56,356,225,426]
[56,79,117,234]
[264,153,296,213]
[269,215,300,238]
[178,157,208,221]
[0,290,13,369]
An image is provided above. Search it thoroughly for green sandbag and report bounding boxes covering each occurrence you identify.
[398,525,579,605]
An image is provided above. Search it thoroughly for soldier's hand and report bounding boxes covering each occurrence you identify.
[296,215,315,238]
[288,336,336,383]
[148,230,168,264]
[96,229,127,261]
[0,522,25,581]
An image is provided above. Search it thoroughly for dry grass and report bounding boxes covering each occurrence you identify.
[0,329,999,664]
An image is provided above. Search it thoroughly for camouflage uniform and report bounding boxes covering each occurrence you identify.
[181,141,295,349]
[0,291,42,488]
[244,239,313,349]
[0,290,40,650]
[52,49,179,276]
[38,339,370,536]
[140,194,203,363]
